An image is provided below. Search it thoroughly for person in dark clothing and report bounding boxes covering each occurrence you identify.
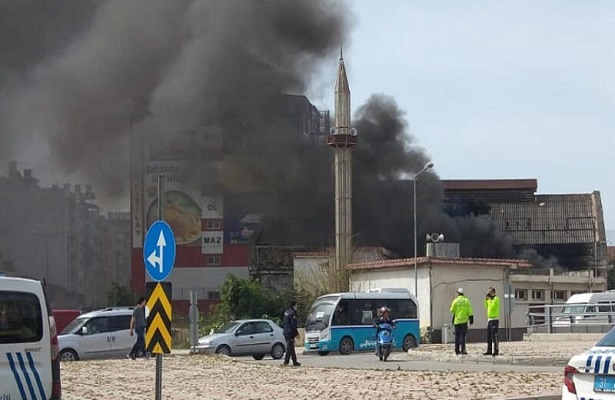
[373,306,396,332]
[128,297,147,360]
[282,300,301,367]
[373,306,396,357]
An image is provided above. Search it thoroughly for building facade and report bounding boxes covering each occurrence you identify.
[347,256,605,342]
[442,179,608,277]
[129,95,330,315]
[0,162,130,309]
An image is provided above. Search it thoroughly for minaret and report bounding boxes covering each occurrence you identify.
[327,49,357,283]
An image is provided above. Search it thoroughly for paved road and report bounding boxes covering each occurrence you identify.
[239,350,563,373]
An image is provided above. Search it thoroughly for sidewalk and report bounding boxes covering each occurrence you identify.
[407,339,596,366]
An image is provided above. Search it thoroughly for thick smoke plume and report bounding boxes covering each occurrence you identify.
[1,0,518,259]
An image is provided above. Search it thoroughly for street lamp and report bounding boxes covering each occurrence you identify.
[413,161,434,298]
[32,230,65,285]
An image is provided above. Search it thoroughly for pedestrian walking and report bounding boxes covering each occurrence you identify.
[450,287,473,355]
[483,287,500,356]
[282,300,301,367]
[128,297,147,360]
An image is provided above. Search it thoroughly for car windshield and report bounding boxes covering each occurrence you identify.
[215,321,240,334]
[561,305,587,314]
[60,315,88,335]
[596,327,615,347]
[305,299,336,331]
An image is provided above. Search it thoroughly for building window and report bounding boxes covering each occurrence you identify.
[531,290,544,300]
[515,289,527,300]
[205,220,221,230]
[207,255,221,266]
[207,291,220,300]
[553,290,566,301]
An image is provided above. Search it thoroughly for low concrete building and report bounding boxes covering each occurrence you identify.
[348,257,608,342]
[348,257,530,342]
[508,270,606,331]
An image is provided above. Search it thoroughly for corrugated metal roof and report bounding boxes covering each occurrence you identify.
[490,194,596,244]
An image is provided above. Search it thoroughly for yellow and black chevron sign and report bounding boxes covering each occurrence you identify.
[145,282,172,354]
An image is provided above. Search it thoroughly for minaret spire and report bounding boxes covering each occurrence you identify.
[327,52,357,291]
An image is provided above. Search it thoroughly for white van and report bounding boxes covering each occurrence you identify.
[58,307,136,361]
[553,291,615,326]
[0,276,62,399]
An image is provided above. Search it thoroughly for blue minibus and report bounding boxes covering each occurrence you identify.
[303,288,419,355]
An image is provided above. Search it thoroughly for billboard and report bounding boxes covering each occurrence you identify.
[142,147,224,253]
[224,214,261,245]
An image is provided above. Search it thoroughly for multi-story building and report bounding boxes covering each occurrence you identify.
[129,95,329,314]
[100,212,131,290]
[0,162,130,309]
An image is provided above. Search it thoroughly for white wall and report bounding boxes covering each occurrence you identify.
[430,264,506,331]
[293,256,328,287]
[349,267,431,327]
[167,266,249,300]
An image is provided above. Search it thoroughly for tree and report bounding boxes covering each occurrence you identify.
[201,275,292,335]
[105,282,137,307]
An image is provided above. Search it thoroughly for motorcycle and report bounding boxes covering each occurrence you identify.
[376,322,394,361]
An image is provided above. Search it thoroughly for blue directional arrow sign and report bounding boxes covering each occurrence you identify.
[144,221,176,282]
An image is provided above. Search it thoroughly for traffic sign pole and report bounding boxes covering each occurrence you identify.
[144,174,176,400]
[155,174,163,400]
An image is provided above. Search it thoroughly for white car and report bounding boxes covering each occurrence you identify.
[563,327,615,399]
[196,319,286,360]
[58,307,136,361]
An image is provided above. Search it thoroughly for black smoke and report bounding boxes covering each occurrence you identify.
[0,0,517,260]
[349,95,513,258]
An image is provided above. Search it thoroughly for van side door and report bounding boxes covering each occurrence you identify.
[79,316,112,359]
[108,315,134,358]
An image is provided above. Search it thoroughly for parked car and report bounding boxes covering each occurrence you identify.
[0,276,62,399]
[58,307,136,361]
[196,319,286,360]
[563,326,615,399]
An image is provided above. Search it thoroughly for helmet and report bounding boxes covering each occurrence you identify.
[380,306,390,313]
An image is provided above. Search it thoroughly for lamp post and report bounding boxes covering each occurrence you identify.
[32,230,65,285]
[413,161,434,298]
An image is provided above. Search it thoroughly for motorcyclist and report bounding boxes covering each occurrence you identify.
[373,306,395,356]
[374,306,395,328]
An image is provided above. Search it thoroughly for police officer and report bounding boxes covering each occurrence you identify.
[450,287,473,355]
[483,287,500,356]
[282,300,301,367]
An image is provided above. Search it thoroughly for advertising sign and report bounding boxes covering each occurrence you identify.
[143,148,202,247]
[202,196,224,219]
[202,231,224,254]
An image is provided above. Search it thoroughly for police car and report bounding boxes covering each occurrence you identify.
[0,275,62,399]
[563,327,615,399]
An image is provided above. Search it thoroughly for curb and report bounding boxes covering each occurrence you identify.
[406,351,568,366]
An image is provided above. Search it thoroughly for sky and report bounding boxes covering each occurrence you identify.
[307,0,614,239]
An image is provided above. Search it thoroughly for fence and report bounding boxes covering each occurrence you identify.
[527,302,615,334]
